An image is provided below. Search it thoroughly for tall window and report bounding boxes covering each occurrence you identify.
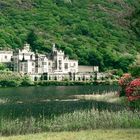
[65,63,68,69]
[59,60,62,64]
[59,60,62,70]
[5,55,7,59]
[32,68,35,73]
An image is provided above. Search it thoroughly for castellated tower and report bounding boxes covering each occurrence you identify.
[52,43,65,73]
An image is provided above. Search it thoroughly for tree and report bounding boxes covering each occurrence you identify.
[117,56,135,72]
[27,30,38,52]
[21,75,33,86]
[27,30,49,53]
[129,65,140,78]
[88,49,104,70]
[64,47,73,56]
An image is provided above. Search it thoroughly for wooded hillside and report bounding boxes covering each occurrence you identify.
[0,0,140,71]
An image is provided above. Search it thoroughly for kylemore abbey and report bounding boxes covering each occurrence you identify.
[0,43,102,81]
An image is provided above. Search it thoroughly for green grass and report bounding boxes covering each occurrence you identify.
[1,129,140,140]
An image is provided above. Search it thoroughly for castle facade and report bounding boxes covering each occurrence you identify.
[0,43,99,81]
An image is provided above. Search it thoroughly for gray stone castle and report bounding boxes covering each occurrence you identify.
[0,43,100,81]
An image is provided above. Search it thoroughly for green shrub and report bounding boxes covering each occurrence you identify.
[0,71,33,87]
[129,100,140,110]
[21,75,33,86]
[0,80,21,87]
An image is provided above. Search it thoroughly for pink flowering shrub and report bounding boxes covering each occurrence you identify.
[125,78,140,109]
[118,73,140,109]
[126,78,140,101]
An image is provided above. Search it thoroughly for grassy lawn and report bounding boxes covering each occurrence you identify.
[1,129,140,140]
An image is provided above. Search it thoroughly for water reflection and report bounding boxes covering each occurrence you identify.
[0,85,119,102]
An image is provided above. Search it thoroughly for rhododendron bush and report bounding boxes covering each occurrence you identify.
[119,74,140,109]
[125,78,140,109]
[126,78,140,101]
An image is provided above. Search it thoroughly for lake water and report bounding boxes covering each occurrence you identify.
[0,85,120,118]
[0,85,119,102]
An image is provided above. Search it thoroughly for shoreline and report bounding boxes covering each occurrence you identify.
[0,80,118,88]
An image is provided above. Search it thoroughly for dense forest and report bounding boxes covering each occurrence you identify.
[0,0,140,71]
